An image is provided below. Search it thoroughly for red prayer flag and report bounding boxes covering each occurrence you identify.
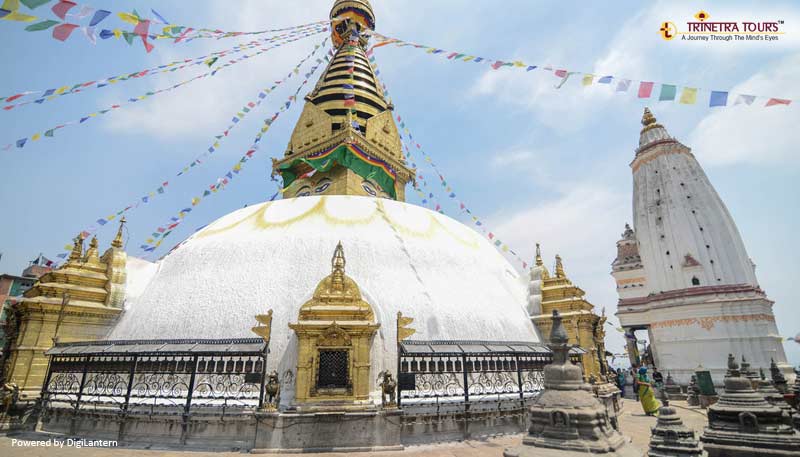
[554,69,567,77]
[134,20,153,52]
[52,23,79,41]
[5,94,24,102]
[488,233,494,239]
[491,61,505,70]
[765,98,791,107]
[638,81,654,98]
[52,0,77,20]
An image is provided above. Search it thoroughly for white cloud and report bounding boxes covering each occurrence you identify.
[688,52,800,167]
[104,0,334,140]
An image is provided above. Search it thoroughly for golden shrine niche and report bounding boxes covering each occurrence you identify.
[288,242,379,410]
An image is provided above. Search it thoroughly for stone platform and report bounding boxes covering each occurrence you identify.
[1,399,711,456]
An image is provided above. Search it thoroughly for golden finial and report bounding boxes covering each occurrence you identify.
[68,234,84,261]
[641,107,663,133]
[85,236,99,262]
[535,243,543,267]
[555,254,566,278]
[331,241,346,290]
[111,216,126,248]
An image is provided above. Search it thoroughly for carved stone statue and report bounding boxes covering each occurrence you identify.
[264,370,281,410]
[377,370,397,407]
[1,382,19,412]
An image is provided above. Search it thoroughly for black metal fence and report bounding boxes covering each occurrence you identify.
[397,340,584,406]
[41,338,267,416]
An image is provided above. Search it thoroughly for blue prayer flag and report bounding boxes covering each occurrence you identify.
[709,91,728,107]
[96,219,107,225]
[598,75,613,84]
[89,10,110,26]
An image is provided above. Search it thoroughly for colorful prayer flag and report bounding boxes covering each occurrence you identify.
[52,23,79,41]
[88,9,110,26]
[616,79,631,92]
[658,84,676,101]
[24,19,59,31]
[637,81,654,98]
[51,0,77,20]
[765,98,791,107]
[598,75,613,84]
[679,87,697,104]
[709,91,728,107]
[734,94,756,105]
[581,74,594,86]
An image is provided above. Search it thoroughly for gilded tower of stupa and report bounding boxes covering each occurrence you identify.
[3,219,128,399]
[529,244,609,381]
[272,0,414,201]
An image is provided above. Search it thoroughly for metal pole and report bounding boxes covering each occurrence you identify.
[122,355,138,413]
[462,354,469,440]
[396,343,402,408]
[515,355,523,401]
[258,351,268,410]
[184,355,199,415]
[74,356,89,414]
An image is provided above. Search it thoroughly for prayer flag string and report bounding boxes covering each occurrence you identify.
[3,0,332,50]
[367,47,531,271]
[368,32,793,109]
[1,22,328,109]
[137,51,327,256]
[47,38,329,264]
[2,28,326,152]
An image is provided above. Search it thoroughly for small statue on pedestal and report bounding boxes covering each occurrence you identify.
[1,382,19,413]
[377,371,397,408]
[264,370,281,410]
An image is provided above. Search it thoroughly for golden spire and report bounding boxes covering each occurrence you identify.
[331,241,346,291]
[85,236,100,262]
[641,107,663,133]
[111,216,126,248]
[68,234,84,261]
[554,254,566,278]
[535,243,543,267]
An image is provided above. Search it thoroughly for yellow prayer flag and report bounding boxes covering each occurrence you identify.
[582,74,594,86]
[113,29,122,39]
[502,245,509,252]
[55,86,69,95]
[107,215,116,221]
[233,163,242,171]
[118,12,140,25]
[31,133,41,141]
[146,238,154,243]
[679,87,698,104]
[2,11,36,21]
[64,244,73,250]
[155,240,162,247]
[213,141,220,148]
[513,61,525,67]
[191,197,200,206]
[462,56,475,62]
[148,192,155,197]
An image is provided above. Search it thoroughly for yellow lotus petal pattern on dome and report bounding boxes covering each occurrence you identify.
[195,196,480,249]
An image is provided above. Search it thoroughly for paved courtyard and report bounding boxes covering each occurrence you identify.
[1,399,709,457]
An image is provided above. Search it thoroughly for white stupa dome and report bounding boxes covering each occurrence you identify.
[112,195,539,401]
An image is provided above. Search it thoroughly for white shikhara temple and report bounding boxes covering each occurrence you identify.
[612,108,791,384]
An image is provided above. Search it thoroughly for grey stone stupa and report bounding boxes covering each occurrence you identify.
[503,310,639,457]
[771,358,789,394]
[648,389,706,457]
[759,368,794,419]
[700,354,800,457]
[664,372,686,401]
[686,375,700,407]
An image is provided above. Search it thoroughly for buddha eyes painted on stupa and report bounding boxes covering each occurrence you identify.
[315,179,332,194]
[361,180,377,197]
[296,186,312,197]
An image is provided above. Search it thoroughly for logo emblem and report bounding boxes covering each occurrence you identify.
[659,21,677,40]
[694,10,710,22]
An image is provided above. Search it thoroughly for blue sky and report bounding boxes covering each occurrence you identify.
[1,1,798,364]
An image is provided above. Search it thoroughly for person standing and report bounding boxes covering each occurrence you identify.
[636,366,660,416]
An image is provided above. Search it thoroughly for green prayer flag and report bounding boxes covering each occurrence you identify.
[44,129,54,137]
[20,0,50,8]
[24,20,59,31]
[659,84,677,101]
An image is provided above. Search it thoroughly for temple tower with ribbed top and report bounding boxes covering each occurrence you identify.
[272,0,414,201]
[613,108,790,385]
